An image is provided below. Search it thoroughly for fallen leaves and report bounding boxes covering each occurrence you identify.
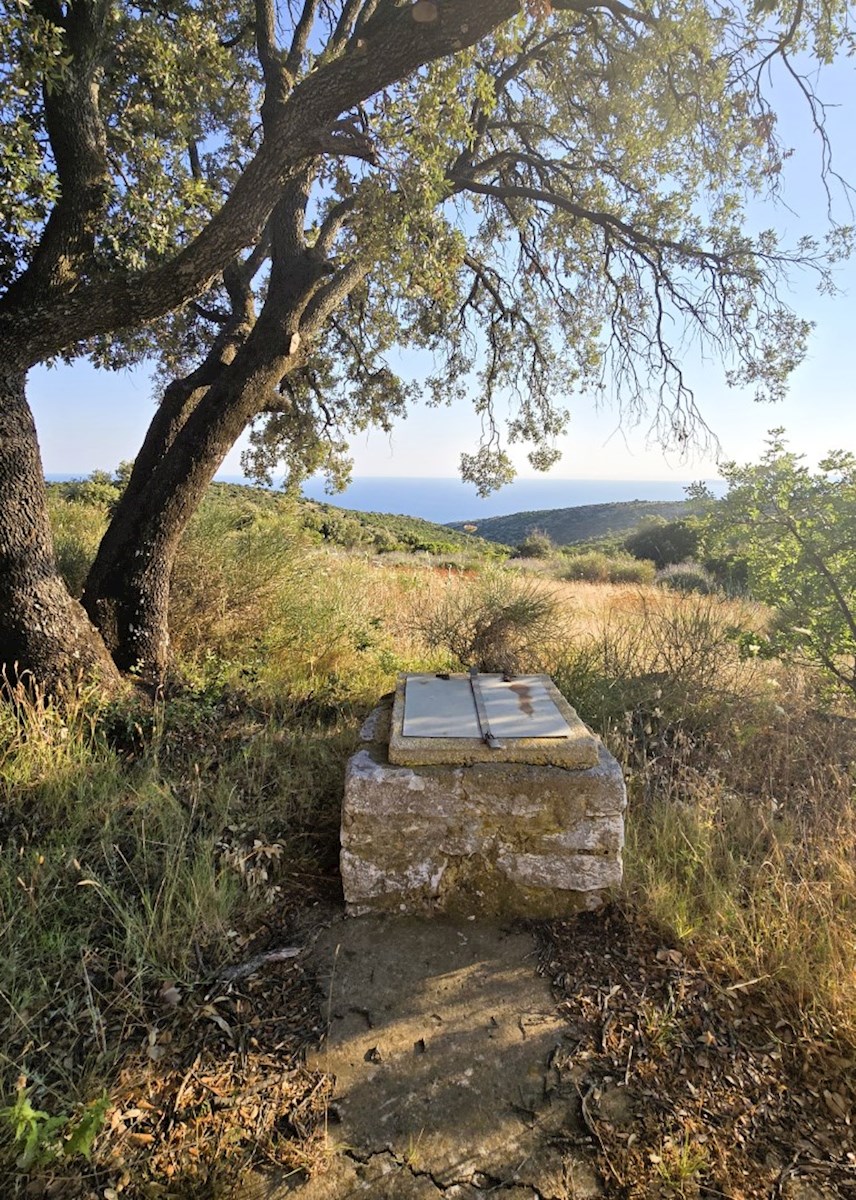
[539,908,856,1199]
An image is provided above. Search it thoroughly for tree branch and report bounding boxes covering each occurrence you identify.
[6,0,111,299]
[329,0,366,57]
[301,258,371,332]
[314,197,357,258]
[3,0,527,369]
[284,0,320,82]
[449,176,725,268]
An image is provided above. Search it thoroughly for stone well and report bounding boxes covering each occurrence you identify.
[341,674,626,919]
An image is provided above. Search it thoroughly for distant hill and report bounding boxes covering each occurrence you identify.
[447,499,699,547]
[298,496,509,556]
[188,483,511,555]
[47,475,509,557]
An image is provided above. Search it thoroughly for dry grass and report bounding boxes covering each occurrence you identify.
[5,510,855,1194]
[391,568,856,1040]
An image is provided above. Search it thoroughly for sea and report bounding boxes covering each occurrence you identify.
[46,473,722,525]
[294,476,723,525]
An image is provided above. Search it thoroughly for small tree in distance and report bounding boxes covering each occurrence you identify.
[514,530,556,560]
[702,431,856,698]
[624,519,700,570]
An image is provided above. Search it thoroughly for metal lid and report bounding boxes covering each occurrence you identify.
[388,673,600,768]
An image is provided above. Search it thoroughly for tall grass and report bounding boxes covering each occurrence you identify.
[559,549,656,585]
[47,496,110,598]
[545,585,856,1039]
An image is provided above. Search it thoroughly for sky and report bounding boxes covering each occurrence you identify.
[27,44,856,488]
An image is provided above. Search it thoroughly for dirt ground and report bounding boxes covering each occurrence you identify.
[235,908,854,1200]
[31,905,854,1200]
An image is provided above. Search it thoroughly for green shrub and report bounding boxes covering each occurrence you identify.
[559,550,612,582]
[604,555,656,584]
[655,562,716,594]
[419,567,566,674]
[703,552,749,594]
[624,519,699,568]
[513,529,555,559]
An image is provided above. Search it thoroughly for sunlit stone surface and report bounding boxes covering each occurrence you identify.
[341,689,626,918]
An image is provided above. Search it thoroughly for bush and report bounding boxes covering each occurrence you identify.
[513,529,555,559]
[624,519,699,568]
[605,555,656,585]
[560,550,655,585]
[702,434,856,697]
[419,567,566,674]
[560,550,613,582]
[655,562,715,595]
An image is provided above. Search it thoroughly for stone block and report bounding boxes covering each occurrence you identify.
[341,701,626,918]
[496,849,623,892]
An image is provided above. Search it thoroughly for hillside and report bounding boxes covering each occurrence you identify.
[447,498,699,547]
[47,476,509,557]
[298,494,509,555]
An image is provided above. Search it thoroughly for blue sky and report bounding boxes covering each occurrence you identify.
[28,48,855,486]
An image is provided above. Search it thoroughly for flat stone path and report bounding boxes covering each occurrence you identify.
[252,916,601,1199]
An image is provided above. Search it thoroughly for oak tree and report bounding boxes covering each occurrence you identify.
[1,0,853,687]
[0,0,535,688]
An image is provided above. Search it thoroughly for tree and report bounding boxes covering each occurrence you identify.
[78,0,856,682]
[624,520,699,569]
[0,0,540,690]
[2,0,854,689]
[703,431,856,697]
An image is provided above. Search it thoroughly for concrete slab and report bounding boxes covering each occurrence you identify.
[260,917,602,1199]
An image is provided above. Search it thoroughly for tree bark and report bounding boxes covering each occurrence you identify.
[82,185,328,681]
[0,367,121,692]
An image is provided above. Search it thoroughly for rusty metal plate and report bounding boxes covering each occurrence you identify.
[478,674,573,738]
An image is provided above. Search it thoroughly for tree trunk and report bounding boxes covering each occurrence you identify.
[0,367,121,692]
[83,187,328,683]
[82,299,307,682]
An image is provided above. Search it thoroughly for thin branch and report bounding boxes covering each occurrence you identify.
[314,197,356,258]
[284,0,321,82]
[301,258,371,331]
[190,301,230,325]
[329,0,365,57]
[449,176,727,269]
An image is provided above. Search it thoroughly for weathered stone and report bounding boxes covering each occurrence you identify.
[497,849,623,892]
[541,815,625,853]
[345,748,465,819]
[341,699,626,918]
[579,745,628,817]
[359,703,392,745]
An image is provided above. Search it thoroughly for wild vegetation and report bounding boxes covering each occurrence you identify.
[3,0,854,690]
[3,1,856,1190]
[50,476,509,568]
[1,482,853,1196]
